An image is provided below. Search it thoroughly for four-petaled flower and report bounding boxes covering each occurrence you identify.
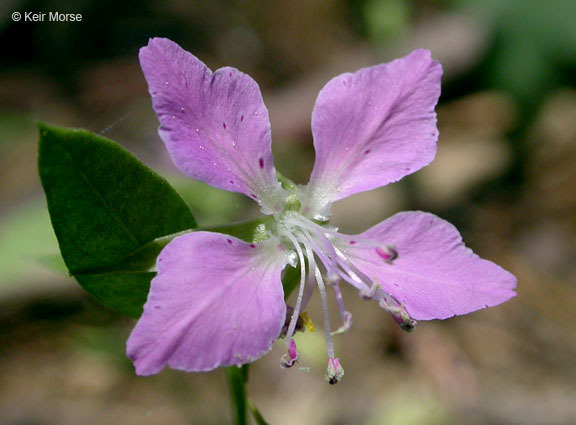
[127,38,517,383]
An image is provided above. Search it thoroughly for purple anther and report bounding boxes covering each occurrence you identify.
[389,305,417,332]
[375,245,398,263]
[280,339,299,368]
[325,357,344,385]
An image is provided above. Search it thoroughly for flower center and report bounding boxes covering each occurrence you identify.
[275,211,414,383]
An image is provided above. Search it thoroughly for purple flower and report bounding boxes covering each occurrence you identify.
[127,38,517,381]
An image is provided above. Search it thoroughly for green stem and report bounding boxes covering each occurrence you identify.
[248,399,271,425]
[225,365,249,425]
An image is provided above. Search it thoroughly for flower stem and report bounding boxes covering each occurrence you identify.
[248,399,271,425]
[225,365,249,425]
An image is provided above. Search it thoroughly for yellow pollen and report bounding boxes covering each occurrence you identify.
[301,312,315,332]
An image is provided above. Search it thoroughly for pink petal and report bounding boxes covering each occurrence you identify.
[127,232,289,375]
[342,212,517,320]
[140,38,285,212]
[302,50,442,218]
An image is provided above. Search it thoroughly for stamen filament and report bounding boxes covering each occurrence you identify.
[279,228,307,342]
[277,211,415,367]
[287,215,341,276]
[333,247,374,291]
[332,247,404,313]
[314,266,335,359]
[289,212,385,249]
[293,220,373,298]
[299,231,318,312]
[331,283,353,336]
[297,228,339,283]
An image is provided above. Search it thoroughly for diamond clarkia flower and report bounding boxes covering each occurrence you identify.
[127,38,517,382]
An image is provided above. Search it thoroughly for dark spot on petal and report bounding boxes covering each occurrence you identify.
[364,149,371,155]
[227,239,233,244]
[229,71,233,77]
[223,122,227,129]
[154,306,162,309]
[229,180,234,184]
[240,115,244,122]
[349,241,356,245]
[250,193,258,199]
[250,244,255,248]
[259,157,264,169]
[405,168,410,171]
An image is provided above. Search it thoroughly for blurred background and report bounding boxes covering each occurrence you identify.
[1,0,576,424]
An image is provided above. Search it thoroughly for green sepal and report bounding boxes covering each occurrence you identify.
[202,215,275,245]
[282,264,301,301]
[276,170,301,212]
[276,170,297,193]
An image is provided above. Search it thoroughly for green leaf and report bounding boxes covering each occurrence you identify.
[76,272,155,319]
[70,212,295,319]
[38,123,197,317]
[38,123,197,272]
[76,215,277,276]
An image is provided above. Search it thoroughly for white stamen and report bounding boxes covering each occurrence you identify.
[330,283,353,335]
[277,211,414,368]
[296,227,339,284]
[279,227,307,342]
[299,231,317,312]
[315,265,335,359]
[360,280,380,300]
[292,214,404,312]
[288,215,376,293]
